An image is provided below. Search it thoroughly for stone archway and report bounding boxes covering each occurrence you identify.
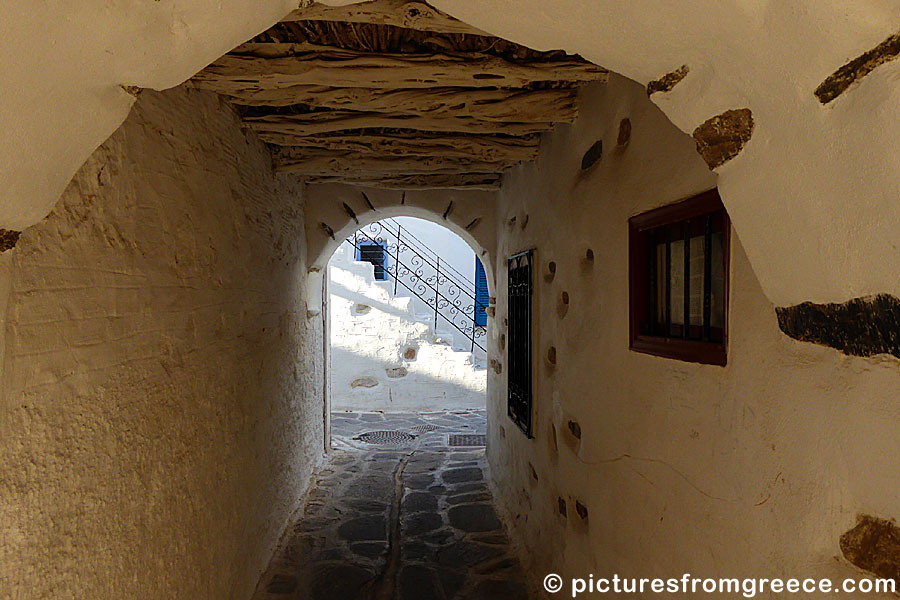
[305,182,498,444]
[304,182,498,305]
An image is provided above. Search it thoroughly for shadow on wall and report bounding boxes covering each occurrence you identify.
[330,279,416,323]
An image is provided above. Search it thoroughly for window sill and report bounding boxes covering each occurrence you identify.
[630,335,727,366]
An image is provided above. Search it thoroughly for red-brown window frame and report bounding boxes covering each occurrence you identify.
[628,189,730,366]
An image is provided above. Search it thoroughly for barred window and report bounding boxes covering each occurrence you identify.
[629,189,730,365]
[507,250,534,437]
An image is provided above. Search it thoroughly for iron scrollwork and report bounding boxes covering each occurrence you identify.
[347,219,487,353]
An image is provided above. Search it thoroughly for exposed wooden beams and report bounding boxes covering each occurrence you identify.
[282,0,491,37]
[222,85,579,123]
[302,173,502,190]
[192,47,607,90]
[243,110,554,136]
[274,149,518,175]
[263,132,539,162]
[191,7,606,189]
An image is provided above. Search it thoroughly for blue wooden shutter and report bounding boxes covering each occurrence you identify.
[474,257,488,326]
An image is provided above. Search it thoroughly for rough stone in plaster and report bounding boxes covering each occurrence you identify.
[840,515,900,587]
[386,366,409,378]
[815,31,900,104]
[546,345,557,365]
[120,85,142,98]
[646,65,689,95]
[557,291,569,318]
[616,118,632,147]
[361,191,377,212]
[342,202,360,225]
[352,303,372,315]
[574,501,588,521]
[352,377,380,388]
[580,140,603,170]
[0,229,20,252]
[691,108,754,169]
[776,294,900,359]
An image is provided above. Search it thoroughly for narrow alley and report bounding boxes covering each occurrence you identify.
[6,1,900,598]
[253,411,530,600]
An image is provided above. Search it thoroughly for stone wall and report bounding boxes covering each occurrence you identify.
[329,243,486,413]
[487,75,900,591]
[0,86,324,599]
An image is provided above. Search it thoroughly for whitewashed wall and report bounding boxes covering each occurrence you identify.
[0,86,324,600]
[488,75,900,598]
[329,243,486,413]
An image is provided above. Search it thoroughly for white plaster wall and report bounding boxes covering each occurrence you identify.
[488,75,900,598]
[5,1,900,306]
[330,243,486,413]
[0,86,324,600]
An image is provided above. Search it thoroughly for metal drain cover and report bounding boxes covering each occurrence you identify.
[355,430,416,445]
[410,424,438,433]
[448,434,486,447]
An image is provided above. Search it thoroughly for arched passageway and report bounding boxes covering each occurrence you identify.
[3,2,900,600]
[254,214,521,599]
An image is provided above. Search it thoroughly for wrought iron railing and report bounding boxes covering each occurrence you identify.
[345,219,488,353]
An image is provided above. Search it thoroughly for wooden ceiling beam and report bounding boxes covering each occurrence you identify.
[301,172,502,190]
[261,132,540,162]
[192,45,607,91]
[222,85,578,123]
[281,0,492,37]
[244,111,554,136]
[273,150,515,175]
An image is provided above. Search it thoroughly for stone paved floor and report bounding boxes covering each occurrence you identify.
[252,410,533,600]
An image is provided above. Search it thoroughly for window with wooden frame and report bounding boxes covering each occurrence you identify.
[629,189,730,365]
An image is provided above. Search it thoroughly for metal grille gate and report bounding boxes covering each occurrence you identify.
[507,250,534,437]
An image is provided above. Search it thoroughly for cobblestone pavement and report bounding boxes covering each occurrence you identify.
[252,410,533,600]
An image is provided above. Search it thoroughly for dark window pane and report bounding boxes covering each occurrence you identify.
[628,189,729,364]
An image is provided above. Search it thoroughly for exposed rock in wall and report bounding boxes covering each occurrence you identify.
[646,65,689,95]
[776,294,900,359]
[352,377,380,388]
[815,31,900,104]
[580,140,603,170]
[691,108,754,169]
[0,229,20,252]
[840,515,900,587]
